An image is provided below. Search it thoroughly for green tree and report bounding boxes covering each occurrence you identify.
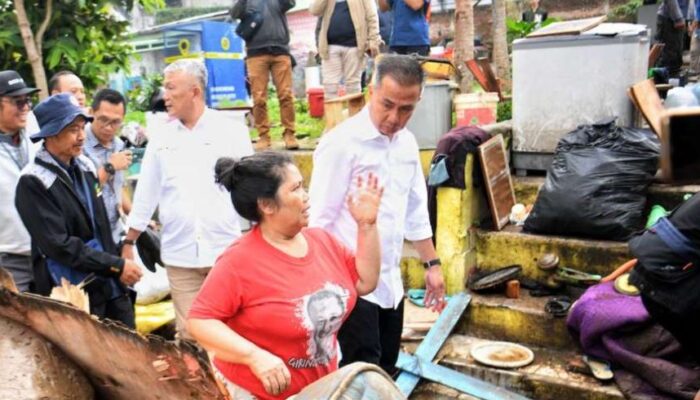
[0,0,163,98]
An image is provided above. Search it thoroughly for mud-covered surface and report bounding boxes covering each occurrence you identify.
[0,316,94,399]
[404,335,624,400]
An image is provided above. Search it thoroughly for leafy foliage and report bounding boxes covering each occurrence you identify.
[126,72,163,112]
[608,0,643,23]
[0,0,163,91]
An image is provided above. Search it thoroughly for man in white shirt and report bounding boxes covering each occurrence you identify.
[0,70,40,292]
[309,55,445,375]
[123,59,254,338]
[48,71,87,110]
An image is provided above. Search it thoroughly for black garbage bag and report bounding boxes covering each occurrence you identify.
[523,120,660,241]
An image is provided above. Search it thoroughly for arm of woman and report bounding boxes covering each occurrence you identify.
[347,173,383,295]
[187,318,291,396]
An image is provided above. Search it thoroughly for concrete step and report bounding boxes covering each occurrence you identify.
[405,335,624,400]
[513,176,700,210]
[457,290,577,351]
[475,225,629,281]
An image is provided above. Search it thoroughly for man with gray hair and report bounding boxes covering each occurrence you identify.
[309,54,446,374]
[123,59,254,338]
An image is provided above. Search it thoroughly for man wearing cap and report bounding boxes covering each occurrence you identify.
[0,70,39,292]
[15,93,142,327]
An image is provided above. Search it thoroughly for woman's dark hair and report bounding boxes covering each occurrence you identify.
[215,152,293,222]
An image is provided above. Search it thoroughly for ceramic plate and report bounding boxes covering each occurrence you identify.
[470,341,535,368]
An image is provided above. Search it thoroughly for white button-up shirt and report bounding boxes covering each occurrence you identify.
[309,107,432,309]
[127,108,254,268]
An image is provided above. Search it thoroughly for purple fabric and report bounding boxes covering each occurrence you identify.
[568,282,700,399]
[567,281,651,360]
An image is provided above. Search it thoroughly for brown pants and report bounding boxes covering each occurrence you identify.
[166,265,211,340]
[246,54,296,138]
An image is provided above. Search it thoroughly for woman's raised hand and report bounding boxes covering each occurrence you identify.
[347,173,384,227]
[246,348,291,396]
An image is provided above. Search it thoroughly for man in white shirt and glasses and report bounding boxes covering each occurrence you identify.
[123,59,254,338]
[0,70,39,292]
[309,55,446,375]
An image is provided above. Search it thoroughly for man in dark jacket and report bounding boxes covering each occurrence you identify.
[15,93,142,328]
[231,0,299,150]
[629,191,700,362]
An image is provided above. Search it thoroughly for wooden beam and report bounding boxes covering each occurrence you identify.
[395,292,471,396]
[396,352,531,400]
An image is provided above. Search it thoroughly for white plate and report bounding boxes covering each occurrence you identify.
[470,341,535,368]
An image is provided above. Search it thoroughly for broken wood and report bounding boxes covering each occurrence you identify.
[395,292,471,396]
[396,352,530,400]
[527,15,606,38]
[0,287,225,399]
[478,134,516,230]
[628,79,664,136]
[648,43,665,67]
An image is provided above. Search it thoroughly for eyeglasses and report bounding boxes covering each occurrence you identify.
[95,116,123,130]
[1,96,32,110]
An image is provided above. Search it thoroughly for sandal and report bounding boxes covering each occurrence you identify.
[583,356,614,381]
[545,296,572,318]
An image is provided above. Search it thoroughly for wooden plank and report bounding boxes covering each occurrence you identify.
[527,15,606,38]
[629,79,664,137]
[478,135,516,230]
[465,59,491,92]
[396,352,532,400]
[648,43,665,67]
[395,292,471,396]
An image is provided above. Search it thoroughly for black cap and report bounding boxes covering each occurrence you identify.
[0,70,40,97]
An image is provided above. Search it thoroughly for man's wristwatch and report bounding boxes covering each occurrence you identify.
[122,239,135,246]
[423,258,442,270]
[104,162,116,175]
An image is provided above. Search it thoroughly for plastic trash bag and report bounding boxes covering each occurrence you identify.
[135,301,175,335]
[523,120,660,241]
[132,250,170,305]
[665,87,700,109]
[690,83,700,103]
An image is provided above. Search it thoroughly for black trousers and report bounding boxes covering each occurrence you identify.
[92,293,136,329]
[338,298,404,376]
[655,15,685,77]
[642,294,700,363]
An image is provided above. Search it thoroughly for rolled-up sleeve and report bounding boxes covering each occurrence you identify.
[127,138,162,232]
[404,158,432,241]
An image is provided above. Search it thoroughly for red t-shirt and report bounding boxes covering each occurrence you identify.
[188,226,359,399]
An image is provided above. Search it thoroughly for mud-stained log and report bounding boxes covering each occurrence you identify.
[0,315,94,399]
[0,288,225,400]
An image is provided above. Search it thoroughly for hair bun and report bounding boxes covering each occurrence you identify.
[214,157,237,191]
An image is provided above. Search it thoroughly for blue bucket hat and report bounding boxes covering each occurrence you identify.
[31,93,93,143]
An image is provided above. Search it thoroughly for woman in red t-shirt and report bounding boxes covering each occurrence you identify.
[187,152,382,399]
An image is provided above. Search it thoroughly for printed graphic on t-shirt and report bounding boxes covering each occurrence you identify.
[290,283,349,369]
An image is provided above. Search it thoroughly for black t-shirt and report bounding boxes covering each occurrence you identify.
[327,0,357,47]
